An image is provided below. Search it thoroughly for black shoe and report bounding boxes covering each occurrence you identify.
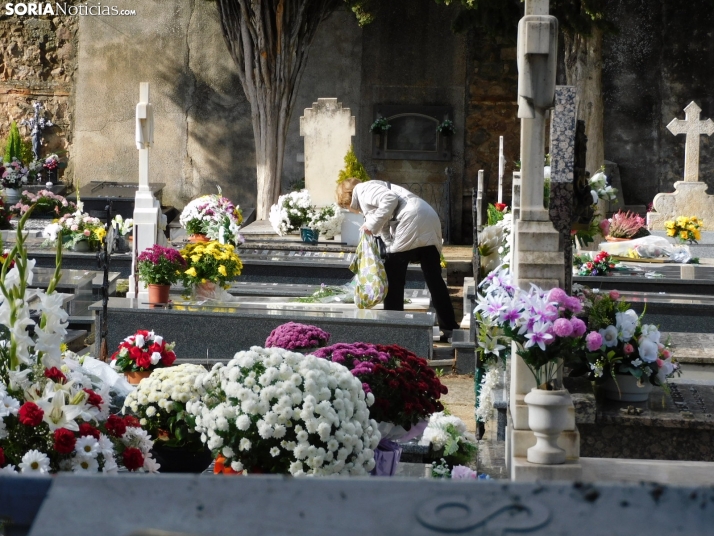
[439,330,453,343]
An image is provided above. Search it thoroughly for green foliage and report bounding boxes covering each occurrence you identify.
[337,144,370,183]
[486,203,505,226]
[543,177,551,209]
[20,139,33,165]
[4,122,23,164]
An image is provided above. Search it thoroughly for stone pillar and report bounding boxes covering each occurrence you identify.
[509,0,580,482]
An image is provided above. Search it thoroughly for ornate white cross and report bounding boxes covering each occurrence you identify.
[666,101,714,182]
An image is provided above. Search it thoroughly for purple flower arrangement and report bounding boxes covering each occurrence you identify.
[264,322,331,352]
[137,245,187,286]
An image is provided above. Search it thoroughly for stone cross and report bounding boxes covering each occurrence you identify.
[300,98,355,207]
[666,101,714,182]
[127,82,162,301]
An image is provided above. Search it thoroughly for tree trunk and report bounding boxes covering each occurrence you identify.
[215,0,339,220]
[562,27,603,178]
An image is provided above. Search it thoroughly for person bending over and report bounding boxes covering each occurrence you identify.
[336,178,459,340]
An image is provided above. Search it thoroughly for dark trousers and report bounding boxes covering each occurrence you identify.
[383,245,459,331]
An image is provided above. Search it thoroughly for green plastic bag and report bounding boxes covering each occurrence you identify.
[349,232,388,309]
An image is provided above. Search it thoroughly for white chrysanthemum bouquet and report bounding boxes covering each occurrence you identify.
[124,364,207,451]
[269,190,343,239]
[419,412,478,465]
[188,346,381,476]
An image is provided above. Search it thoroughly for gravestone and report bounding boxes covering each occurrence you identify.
[647,102,714,230]
[300,98,355,207]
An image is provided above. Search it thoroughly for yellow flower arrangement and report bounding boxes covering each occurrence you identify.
[665,216,702,244]
[180,240,243,288]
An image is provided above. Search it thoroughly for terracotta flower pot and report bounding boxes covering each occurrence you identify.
[124,370,152,385]
[148,283,171,306]
[604,235,632,243]
[188,233,210,243]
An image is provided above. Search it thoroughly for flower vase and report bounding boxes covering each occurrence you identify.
[601,374,653,402]
[125,371,152,385]
[71,239,91,252]
[188,233,210,243]
[148,284,171,307]
[151,444,213,473]
[524,388,571,465]
[300,227,319,245]
[2,188,20,205]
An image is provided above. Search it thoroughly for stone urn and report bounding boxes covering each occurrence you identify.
[524,388,571,465]
[2,188,21,205]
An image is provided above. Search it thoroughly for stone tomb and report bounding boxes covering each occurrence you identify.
[90,297,436,359]
[67,181,165,219]
[573,262,714,296]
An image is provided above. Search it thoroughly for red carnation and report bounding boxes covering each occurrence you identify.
[79,422,101,440]
[106,414,127,437]
[53,428,77,454]
[0,446,5,467]
[18,401,44,427]
[44,367,67,383]
[162,351,176,367]
[123,415,141,428]
[122,447,144,471]
[83,388,103,408]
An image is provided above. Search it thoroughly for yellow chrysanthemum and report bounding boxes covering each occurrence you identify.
[185,267,197,277]
[218,265,227,277]
[94,227,107,241]
[191,254,201,263]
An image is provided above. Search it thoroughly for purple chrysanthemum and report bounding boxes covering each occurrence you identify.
[264,322,331,351]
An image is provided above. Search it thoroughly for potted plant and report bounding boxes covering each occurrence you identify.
[268,189,312,236]
[369,117,391,147]
[137,244,186,305]
[180,240,243,300]
[186,347,380,475]
[123,364,213,473]
[569,289,680,402]
[109,330,177,385]
[665,216,702,244]
[112,214,134,252]
[477,276,586,464]
[11,189,76,219]
[436,119,455,137]
[573,251,618,277]
[264,322,331,353]
[1,157,29,203]
[419,411,478,467]
[602,210,648,242]
[179,190,244,245]
[41,210,106,252]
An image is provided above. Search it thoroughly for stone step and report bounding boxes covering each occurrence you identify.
[511,457,582,481]
[664,332,714,364]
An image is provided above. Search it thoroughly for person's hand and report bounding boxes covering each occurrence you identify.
[360,225,372,235]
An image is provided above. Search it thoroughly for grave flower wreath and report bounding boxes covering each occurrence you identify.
[264,322,331,353]
[312,342,448,430]
[179,191,244,246]
[110,330,177,373]
[0,209,157,474]
[187,347,380,476]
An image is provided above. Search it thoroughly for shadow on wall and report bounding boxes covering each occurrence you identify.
[155,53,256,211]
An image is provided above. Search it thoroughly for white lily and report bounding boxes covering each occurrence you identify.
[36,389,83,431]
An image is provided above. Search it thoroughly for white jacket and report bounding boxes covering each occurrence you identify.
[351,180,443,253]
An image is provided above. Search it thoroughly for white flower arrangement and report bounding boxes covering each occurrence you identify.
[474,367,500,424]
[419,412,478,464]
[179,190,244,245]
[124,364,207,450]
[589,171,617,204]
[111,215,134,236]
[269,190,343,239]
[187,346,381,476]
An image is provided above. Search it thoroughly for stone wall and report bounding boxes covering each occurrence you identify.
[464,32,519,241]
[603,0,714,206]
[0,10,78,179]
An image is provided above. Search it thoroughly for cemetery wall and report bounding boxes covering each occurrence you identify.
[0,10,78,178]
[603,0,714,206]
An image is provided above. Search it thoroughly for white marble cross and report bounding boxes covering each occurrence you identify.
[666,101,714,182]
